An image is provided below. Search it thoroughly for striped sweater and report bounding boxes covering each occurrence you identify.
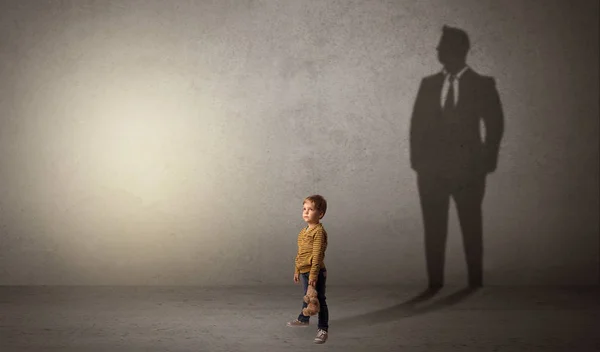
[294,223,328,281]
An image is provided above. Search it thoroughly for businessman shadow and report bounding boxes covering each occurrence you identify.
[331,286,480,330]
[409,25,505,288]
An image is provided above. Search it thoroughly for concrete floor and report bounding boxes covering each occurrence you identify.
[1,285,598,352]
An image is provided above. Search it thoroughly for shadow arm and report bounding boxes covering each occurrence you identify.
[409,79,428,171]
[481,78,505,173]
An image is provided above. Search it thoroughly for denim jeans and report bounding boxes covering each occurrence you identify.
[297,269,329,331]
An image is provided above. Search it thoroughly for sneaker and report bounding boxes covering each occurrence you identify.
[314,329,328,344]
[286,319,309,327]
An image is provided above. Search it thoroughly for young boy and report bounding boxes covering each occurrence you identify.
[287,195,329,344]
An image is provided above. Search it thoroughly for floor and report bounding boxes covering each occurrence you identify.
[1,285,599,352]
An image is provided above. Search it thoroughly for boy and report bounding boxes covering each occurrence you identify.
[287,195,329,344]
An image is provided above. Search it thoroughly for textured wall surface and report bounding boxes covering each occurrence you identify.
[0,0,598,286]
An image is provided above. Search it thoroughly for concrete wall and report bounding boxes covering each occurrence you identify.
[0,0,597,286]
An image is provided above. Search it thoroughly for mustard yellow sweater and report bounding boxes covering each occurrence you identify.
[294,223,328,280]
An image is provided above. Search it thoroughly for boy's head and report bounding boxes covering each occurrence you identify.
[303,195,327,223]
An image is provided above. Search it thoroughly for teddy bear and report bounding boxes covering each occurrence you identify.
[302,285,320,316]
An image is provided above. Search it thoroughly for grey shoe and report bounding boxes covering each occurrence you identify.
[286,319,309,327]
[314,329,328,344]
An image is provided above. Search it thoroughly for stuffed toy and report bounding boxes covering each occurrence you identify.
[302,285,320,316]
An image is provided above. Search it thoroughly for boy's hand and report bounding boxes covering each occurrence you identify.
[309,279,317,287]
[293,273,299,284]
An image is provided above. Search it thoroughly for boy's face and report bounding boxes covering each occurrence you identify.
[302,201,322,225]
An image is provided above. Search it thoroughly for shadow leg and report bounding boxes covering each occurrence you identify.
[453,174,486,287]
[418,173,451,288]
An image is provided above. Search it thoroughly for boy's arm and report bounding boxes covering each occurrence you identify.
[294,233,300,275]
[309,230,326,281]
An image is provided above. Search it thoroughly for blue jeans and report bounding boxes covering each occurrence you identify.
[297,269,329,331]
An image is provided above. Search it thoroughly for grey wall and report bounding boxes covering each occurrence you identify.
[0,0,597,286]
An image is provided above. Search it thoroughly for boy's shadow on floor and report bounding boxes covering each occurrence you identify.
[331,286,480,329]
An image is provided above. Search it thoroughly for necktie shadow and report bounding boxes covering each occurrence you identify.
[330,286,480,330]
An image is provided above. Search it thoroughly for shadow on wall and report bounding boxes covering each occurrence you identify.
[409,25,505,289]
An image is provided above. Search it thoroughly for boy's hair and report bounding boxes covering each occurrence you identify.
[304,195,327,218]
